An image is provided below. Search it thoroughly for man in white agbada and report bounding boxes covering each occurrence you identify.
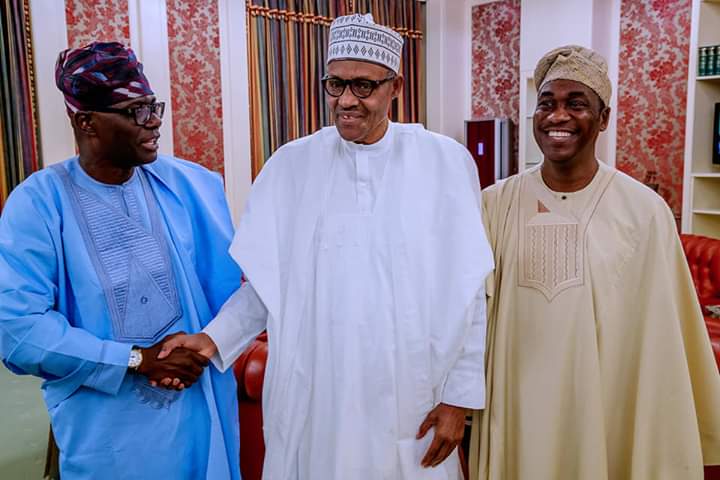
[160,13,494,479]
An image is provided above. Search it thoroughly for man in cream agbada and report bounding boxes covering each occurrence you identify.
[470,45,720,480]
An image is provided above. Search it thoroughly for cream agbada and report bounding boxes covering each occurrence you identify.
[470,163,720,480]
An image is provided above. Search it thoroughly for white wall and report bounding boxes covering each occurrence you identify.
[591,0,622,166]
[424,0,445,136]
[218,0,252,223]
[426,0,495,143]
[29,0,75,166]
[519,0,594,72]
[425,0,467,143]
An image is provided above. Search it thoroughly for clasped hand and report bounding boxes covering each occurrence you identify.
[140,332,218,390]
[136,332,211,390]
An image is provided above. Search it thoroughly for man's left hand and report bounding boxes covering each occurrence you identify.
[417,403,467,468]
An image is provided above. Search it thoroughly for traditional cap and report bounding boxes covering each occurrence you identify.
[327,13,404,74]
[533,45,612,106]
[55,41,154,113]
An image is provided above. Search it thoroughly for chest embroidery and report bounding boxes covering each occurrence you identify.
[517,168,614,301]
[522,214,581,299]
[53,165,182,342]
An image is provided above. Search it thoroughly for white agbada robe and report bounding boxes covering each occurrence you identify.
[204,123,494,479]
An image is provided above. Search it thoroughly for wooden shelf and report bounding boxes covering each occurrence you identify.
[684,1,720,237]
[692,175,720,213]
[692,213,720,238]
[683,0,720,237]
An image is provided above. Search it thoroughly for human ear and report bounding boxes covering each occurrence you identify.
[391,74,404,99]
[598,106,611,132]
[73,112,98,136]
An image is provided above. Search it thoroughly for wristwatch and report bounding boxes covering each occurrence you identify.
[128,347,143,370]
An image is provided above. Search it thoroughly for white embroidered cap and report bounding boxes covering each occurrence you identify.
[327,13,404,74]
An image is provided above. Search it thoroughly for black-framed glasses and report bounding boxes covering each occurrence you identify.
[92,101,166,126]
[321,75,395,99]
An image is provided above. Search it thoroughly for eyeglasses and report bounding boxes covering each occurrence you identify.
[92,101,166,126]
[321,75,395,99]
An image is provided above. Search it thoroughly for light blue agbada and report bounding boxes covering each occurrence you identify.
[0,155,241,479]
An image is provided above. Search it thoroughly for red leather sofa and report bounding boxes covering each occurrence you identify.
[680,234,720,480]
[233,332,267,480]
[680,234,720,369]
[233,236,720,479]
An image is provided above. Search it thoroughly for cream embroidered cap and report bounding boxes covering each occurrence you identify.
[327,13,404,74]
[534,45,612,106]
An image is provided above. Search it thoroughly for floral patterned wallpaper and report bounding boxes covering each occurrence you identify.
[166,0,225,173]
[471,0,520,124]
[615,0,691,217]
[65,0,130,48]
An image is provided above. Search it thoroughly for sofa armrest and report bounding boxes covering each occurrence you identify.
[233,333,268,401]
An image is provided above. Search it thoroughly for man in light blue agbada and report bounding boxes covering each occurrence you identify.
[0,42,241,479]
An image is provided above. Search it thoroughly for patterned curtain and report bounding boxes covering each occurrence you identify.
[246,0,425,177]
[0,0,41,212]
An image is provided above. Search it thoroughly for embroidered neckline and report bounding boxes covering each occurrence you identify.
[517,164,616,301]
[72,157,139,189]
[51,163,182,343]
[534,161,604,200]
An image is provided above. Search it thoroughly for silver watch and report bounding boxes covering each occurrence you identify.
[128,348,143,370]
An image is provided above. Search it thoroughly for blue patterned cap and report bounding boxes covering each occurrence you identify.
[55,41,154,113]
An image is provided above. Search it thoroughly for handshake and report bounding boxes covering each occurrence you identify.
[134,332,218,390]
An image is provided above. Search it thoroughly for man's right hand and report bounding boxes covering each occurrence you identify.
[153,333,218,388]
[136,333,209,390]
[158,332,218,360]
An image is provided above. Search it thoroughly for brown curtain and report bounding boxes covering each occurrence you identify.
[246,0,425,177]
[0,0,41,212]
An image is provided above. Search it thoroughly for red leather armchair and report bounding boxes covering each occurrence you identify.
[679,234,720,369]
[233,332,267,480]
[680,234,720,480]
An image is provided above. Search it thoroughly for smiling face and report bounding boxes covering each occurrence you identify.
[326,60,403,144]
[533,79,610,166]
